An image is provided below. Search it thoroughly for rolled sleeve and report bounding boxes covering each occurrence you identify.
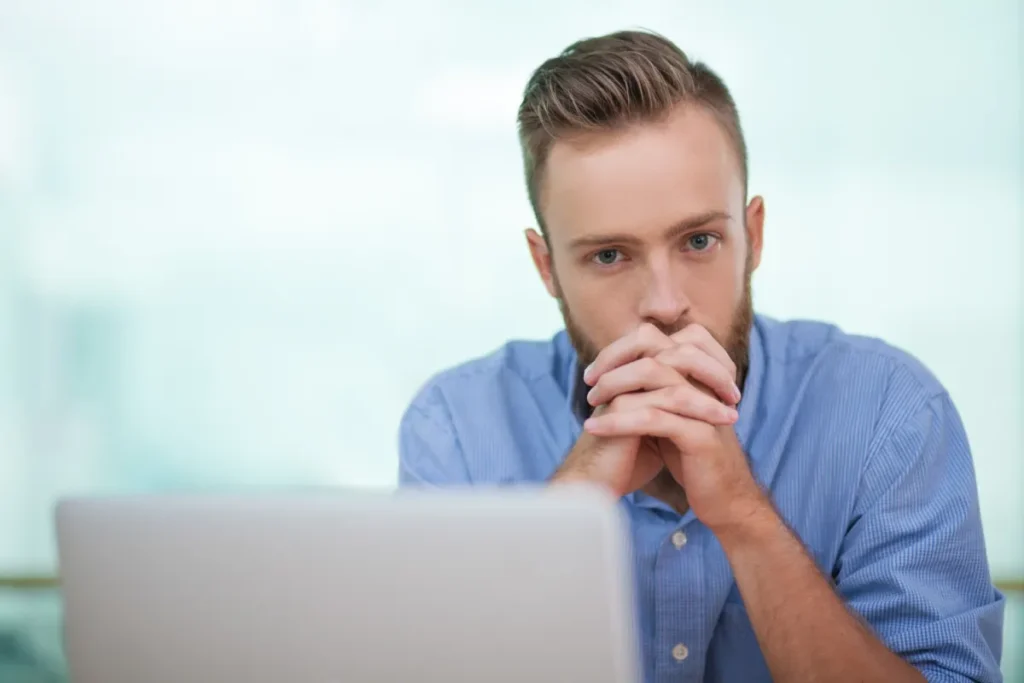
[836,392,1004,681]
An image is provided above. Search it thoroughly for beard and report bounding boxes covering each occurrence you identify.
[557,256,754,391]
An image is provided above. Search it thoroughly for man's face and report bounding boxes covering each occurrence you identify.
[527,104,765,383]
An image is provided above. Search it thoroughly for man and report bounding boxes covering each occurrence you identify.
[398,30,1004,683]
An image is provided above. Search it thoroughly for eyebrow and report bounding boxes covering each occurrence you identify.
[567,210,733,250]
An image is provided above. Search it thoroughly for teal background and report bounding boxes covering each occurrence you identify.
[0,0,1020,680]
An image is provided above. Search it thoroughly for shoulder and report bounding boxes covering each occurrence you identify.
[756,315,956,460]
[760,315,946,406]
[754,318,977,548]
[404,332,566,418]
[399,331,572,452]
[398,332,573,485]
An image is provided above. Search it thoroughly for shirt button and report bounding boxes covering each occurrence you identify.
[672,643,689,661]
[671,530,687,549]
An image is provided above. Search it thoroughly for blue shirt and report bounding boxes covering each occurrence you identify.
[397,315,1004,682]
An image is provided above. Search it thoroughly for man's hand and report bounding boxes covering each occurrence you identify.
[551,323,742,498]
[583,322,741,408]
[549,405,663,496]
[581,323,770,533]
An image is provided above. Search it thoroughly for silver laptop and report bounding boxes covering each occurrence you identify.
[55,486,640,683]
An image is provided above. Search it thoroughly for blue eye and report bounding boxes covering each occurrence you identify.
[593,249,622,265]
[687,233,718,251]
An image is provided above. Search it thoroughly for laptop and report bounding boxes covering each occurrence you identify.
[55,486,640,683]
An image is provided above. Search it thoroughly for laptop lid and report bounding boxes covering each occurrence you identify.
[56,487,640,683]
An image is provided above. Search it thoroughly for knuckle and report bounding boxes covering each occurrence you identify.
[670,384,692,406]
[637,322,659,342]
[675,322,701,342]
[637,356,660,376]
[672,322,691,336]
[689,322,712,339]
[704,402,724,420]
[678,345,698,365]
[708,369,729,391]
[658,344,685,364]
[654,349,677,371]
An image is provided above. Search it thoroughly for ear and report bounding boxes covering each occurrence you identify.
[525,228,559,298]
[744,195,765,271]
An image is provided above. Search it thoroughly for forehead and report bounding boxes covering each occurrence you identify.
[540,105,745,244]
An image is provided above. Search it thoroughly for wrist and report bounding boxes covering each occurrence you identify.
[550,464,608,490]
[549,467,587,486]
[708,490,781,550]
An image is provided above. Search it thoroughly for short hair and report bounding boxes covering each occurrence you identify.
[517,29,748,235]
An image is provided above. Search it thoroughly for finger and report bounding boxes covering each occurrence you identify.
[583,323,673,385]
[586,356,683,407]
[583,406,707,442]
[655,345,741,405]
[669,324,737,380]
[604,385,738,425]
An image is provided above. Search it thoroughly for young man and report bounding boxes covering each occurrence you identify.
[398,30,1004,683]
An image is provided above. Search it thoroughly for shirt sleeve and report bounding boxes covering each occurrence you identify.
[835,392,1005,682]
[397,382,472,486]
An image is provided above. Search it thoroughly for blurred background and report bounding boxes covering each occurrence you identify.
[0,0,1021,680]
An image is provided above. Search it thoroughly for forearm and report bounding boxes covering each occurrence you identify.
[716,504,925,683]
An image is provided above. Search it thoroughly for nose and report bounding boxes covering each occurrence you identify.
[638,254,690,328]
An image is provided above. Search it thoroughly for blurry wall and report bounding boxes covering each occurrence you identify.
[0,0,1020,589]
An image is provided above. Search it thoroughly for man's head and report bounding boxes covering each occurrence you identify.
[518,30,764,385]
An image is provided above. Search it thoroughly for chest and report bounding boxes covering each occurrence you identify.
[620,426,867,682]
[623,504,767,682]
[455,379,874,682]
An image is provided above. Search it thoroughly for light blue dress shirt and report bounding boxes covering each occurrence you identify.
[398,315,1004,682]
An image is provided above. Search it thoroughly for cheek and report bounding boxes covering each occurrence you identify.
[685,260,747,327]
[698,241,745,280]
[558,269,640,346]
[691,263,742,304]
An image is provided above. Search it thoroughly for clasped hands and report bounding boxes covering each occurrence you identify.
[558,322,769,533]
